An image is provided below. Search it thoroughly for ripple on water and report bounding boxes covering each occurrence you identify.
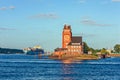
[0,54,120,80]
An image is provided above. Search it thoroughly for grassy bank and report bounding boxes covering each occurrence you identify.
[49,54,99,60]
[49,53,120,61]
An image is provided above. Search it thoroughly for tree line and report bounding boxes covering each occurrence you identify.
[83,42,120,54]
[0,47,24,54]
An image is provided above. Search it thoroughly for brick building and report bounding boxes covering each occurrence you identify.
[54,24,83,56]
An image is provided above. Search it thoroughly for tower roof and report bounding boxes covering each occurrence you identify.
[64,24,71,29]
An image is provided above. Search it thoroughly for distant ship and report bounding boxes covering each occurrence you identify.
[23,45,44,55]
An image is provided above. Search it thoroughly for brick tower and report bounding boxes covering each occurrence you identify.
[62,24,72,48]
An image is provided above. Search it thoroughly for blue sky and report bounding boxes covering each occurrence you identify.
[0,0,120,51]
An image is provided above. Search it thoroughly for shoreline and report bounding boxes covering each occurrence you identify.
[49,54,99,60]
[109,54,120,57]
[49,53,120,61]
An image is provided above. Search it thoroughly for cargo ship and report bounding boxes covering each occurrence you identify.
[23,45,44,55]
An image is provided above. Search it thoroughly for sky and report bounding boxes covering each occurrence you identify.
[0,0,120,51]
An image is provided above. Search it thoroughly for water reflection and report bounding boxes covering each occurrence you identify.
[61,59,83,80]
[62,59,82,64]
[62,64,73,80]
[62,59,73,64]
[61,60,73,80]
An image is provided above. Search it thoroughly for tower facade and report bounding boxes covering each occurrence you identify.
[54,24,83,57]
[62,24,72,48]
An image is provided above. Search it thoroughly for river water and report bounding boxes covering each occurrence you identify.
[0,54,120,80]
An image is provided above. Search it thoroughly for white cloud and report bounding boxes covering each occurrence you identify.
[81,17,113,27]
[9,6,15,10]
[77,0,86,4]
[0,6,15,10]
[0,27,15,30]
[29,13,59,19]
[79,0,86,3]
[74,33,96,37]
[0,7,7,10]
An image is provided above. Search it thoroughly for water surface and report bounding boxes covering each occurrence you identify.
[0,54,120,80]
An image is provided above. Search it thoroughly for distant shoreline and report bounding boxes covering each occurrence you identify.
[0,48,24,54]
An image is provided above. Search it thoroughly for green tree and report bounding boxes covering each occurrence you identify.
[101,48,109,55]
[95,49,101,52]
[83,42,89,54]
[89,48,95,53]
[114,44,120,53]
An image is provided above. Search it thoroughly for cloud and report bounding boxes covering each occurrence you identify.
[112,0,120,2]
[29,13,59,19]
[0,7,7,10]
[0,27,15,30]
[79,0,86,3]
[9,6,15,10]
[77,0,86,4]
[80,17,113,27]
[0,6,15,10]
[73,33,96,37]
